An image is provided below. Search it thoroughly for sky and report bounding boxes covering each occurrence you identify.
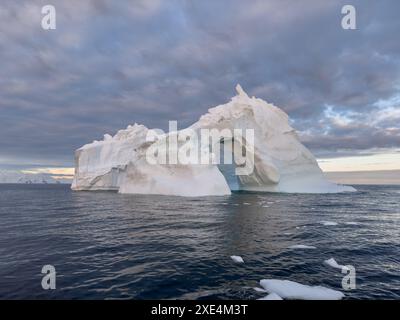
[0,0,399,181]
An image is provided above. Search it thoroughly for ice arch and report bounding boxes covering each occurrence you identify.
[213,133,278,192]
[72,85,355,196]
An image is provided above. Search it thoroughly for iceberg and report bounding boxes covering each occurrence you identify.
[259,279,344,300]
[72,85,356,196]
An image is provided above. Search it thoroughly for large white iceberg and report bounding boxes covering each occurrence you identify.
[72,85,355,196]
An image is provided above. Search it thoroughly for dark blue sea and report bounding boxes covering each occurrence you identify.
[0,184,399,299]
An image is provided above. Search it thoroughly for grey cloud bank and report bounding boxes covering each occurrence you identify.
[0,0,399,170]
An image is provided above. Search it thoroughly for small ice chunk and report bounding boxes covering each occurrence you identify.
[253,287,267,293]
[258,292,283,300]
[288,245,316,249]
[243,202,251,205]
[259,279,344,300]
[320,221,338,226]
[324,258,348,270]
[344,222,359,225]
[230,255,244,263]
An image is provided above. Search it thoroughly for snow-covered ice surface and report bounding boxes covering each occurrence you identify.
[259,279,344,300]
[288,245,316,249]
[72,85,356,196]
[230,255,244,263]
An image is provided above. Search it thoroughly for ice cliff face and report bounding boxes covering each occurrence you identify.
[72,85,355,196]
[72,124,149,191]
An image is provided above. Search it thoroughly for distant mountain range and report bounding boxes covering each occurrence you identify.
[0,170,70,184]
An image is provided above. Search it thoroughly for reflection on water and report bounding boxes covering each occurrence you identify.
[0,184,399,299]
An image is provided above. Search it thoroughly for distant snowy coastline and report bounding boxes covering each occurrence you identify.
[0,170,70,184]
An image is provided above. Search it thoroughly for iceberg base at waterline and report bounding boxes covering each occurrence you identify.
[71,85,355,196]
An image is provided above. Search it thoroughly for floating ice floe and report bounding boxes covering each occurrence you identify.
[230,255,244,263]
[320,221,338,226]
[324,258,348,271]
[288,245,316,249]
[253,287,267,293]
[258,292,283,300]
[259,279,344,300]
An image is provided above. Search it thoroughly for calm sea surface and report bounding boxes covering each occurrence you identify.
[0,184,399,299]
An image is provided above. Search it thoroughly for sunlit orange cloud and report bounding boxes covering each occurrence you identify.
[318,152,400,172]
[21,167,75,176]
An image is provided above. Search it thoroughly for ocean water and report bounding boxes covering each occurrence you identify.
[0,184,399,300]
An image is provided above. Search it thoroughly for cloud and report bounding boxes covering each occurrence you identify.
[0,0,399,169]
[299,96,400,154]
